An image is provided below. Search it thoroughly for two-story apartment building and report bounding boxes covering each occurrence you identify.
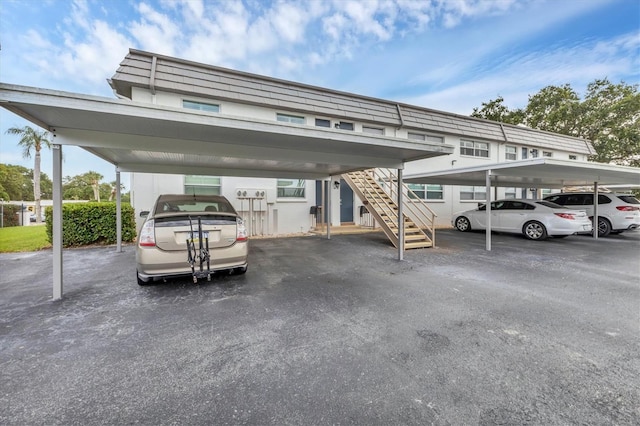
[109,50,594,235]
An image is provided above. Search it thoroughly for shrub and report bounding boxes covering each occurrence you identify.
[1,204,22,227]
[45,202,136,247]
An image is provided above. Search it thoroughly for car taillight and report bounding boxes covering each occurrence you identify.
[554,213,575,220]
[236,218,248,241]
[616,206,640,211]
[138,220,156,247]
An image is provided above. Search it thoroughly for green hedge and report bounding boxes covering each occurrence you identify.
[45,202,136,247]
[1,204,21,227]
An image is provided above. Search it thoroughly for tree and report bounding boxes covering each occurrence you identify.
[578,79,640,166]
[471,96,524,124]
[471,79,640,167]
[5,126,52,223]
[63,171,105,201]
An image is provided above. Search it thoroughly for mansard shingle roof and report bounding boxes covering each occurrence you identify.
[110,49,595,156]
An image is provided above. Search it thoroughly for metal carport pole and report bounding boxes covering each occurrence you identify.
[485,169,492,251]
[397,168,404,261]
[52,144,63,300]
[593,181,599,240]
[326,178,331,240]
[116,168,122,252]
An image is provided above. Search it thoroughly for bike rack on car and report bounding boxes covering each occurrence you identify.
[186,216,211,283]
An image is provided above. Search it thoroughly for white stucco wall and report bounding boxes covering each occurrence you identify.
[128,86,589,234]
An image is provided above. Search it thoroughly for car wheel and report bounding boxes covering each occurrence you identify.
[596,217,612,237]
[137,271,151,286]
[234,266,247,275]
[523,221,547,240]
[454,216,471,232]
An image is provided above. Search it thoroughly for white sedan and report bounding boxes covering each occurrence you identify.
[452,199,593,240]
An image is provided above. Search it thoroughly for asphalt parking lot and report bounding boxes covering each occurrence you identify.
[1,229,639,425]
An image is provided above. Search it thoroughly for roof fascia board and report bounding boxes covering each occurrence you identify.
[57,128,406,169]
[0,83,452,159]
[117,162,335,180]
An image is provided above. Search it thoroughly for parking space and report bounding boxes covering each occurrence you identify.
[1,230,639,425]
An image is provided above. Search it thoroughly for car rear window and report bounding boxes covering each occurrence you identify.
[616,195,640,204]
[155,197,235,214]
[535,201,565,209]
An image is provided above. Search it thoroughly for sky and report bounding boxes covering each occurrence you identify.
[1,0,639,193]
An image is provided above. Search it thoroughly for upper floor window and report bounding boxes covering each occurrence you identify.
[460,140,489,158]
[460,186,486,201]
[277,113,305,124]
[569,155,577,160]
[184,175,221,195]
[543,151,553,158]
[335,121,354,131]
[315,118,331,128]
[407,184,443,200]
[183,100,220,113]
[277,179,305,198]
[505,145,517,161]
[530,149,539,158]
[363,126,384,135]
[408,133,444,143]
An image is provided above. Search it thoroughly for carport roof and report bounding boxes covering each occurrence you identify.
[0,83,453,179]
[404,158,640,188]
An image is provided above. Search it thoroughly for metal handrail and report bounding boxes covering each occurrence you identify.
[370,168,436,245]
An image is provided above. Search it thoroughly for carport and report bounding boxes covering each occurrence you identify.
[405,158,640,250]
[0,83,454,300]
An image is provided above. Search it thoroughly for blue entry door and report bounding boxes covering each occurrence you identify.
[340,179,354,223]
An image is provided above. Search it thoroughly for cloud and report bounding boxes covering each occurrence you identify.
[402,30,640,115]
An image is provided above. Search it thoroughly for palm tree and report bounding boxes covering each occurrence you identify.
[5,126,52,223]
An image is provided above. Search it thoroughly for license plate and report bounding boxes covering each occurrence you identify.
[188,231,209,242]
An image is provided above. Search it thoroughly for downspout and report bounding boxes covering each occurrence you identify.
[395,104,405,137]
[149,55,158,104]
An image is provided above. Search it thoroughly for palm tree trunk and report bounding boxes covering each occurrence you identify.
[34,148,42,223]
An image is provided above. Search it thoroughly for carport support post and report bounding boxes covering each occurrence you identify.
[397,168,404,261]
[52,144,63,300]
[485,169,492,251]
[326,178,331,240]
[593,181,599,240]
[116,168,122,252]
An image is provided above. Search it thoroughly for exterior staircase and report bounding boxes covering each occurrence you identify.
[342,169,437,250]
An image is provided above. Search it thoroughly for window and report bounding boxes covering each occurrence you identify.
[505,145,517,161]
[569,155,577,160]
[363,126,384,135]
[315,118,331,128]
[530,149,539,158]
[277,179,305,198]
[505,187,517,198]
[408,133,444,143]
[183,100,220,113]
[277,113,305,124]
[522,147,528,159]
[460,186,486,201]
[407,184,443,200]
[336,121,354,131]
[460,140,489,158]
[543,151,553,158]
[184,175,221,195]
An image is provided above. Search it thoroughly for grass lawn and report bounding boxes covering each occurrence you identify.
[0,225,51,253]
